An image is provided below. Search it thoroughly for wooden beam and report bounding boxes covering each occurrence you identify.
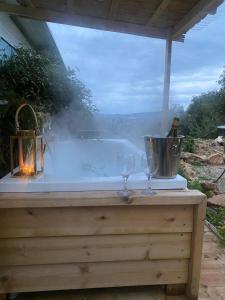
[67,0,75,12]
[146,0,171,27]
[108,0,120,20]
[161,35,172,135]
[17,0,35,7]
[172,0,224,39]
[0,3,174,40]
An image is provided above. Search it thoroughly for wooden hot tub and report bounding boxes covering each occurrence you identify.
[0,190,206,300]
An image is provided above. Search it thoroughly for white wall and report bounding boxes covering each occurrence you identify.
[0,12,31,48]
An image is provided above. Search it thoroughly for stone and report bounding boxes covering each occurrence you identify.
[208,153,224,166]
[208,194,225,206]
[179,160,197,181]
[201,181,220,194]
[181,152,207,165]
[212,136,224,146]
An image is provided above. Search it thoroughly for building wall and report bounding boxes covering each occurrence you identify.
[0,12,31,48]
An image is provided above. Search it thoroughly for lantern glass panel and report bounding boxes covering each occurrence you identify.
[18,136,36,176]
[10,134,44,177]
[36,136,44,174]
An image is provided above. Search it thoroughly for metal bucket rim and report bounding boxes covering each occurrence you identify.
[144,135,185,140]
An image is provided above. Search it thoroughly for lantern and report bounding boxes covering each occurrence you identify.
[10,104,44,177]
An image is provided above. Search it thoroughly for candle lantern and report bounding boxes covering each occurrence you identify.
[10,104,44,177]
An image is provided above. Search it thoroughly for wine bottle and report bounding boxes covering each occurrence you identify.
[167,117,179,137]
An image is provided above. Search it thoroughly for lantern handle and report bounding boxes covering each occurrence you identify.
[15,103,39,134]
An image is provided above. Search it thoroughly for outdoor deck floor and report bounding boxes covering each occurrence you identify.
[16,225,225,300]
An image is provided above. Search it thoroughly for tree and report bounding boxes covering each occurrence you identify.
[180,67,225,139]
[0,47,94,114]
[0,47,95,177]
[181,91,219,138]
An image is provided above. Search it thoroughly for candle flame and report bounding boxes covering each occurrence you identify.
[19,143,35,176]
[21,164,34,176]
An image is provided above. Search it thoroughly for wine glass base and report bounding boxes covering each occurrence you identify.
[142,189,156,196]
[117,190,132,197]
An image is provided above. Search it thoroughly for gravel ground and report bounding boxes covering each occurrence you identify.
[194,138,224,157]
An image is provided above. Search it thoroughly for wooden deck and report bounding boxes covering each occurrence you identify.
[12,224,224,300]
[199,225,225,299]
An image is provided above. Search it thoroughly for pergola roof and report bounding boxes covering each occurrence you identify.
[0,0,224,42]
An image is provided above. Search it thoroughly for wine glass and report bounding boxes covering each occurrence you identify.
[117,154,135,196]
[141,154,156,195]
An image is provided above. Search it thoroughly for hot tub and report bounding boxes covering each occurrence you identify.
[0,139,205,300]
[0,139,186,192]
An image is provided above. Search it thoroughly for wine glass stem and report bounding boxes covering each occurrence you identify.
[123,175,128,192]
[148,174,152,192]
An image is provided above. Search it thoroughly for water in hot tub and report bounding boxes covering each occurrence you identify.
[45,139,144,180]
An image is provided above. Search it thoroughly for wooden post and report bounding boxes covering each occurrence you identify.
[161,34,172,135]
[186,198,207,300]
[166,284,185,296]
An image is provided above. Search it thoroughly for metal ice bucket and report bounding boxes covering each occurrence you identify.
[144,135,184,179]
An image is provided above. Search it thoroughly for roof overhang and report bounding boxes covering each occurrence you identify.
[11,16,62,60]
[0,0,224,42]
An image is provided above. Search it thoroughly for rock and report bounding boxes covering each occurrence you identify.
[180,152,189,159]
[181,152,207,165]
[208,194,225,206]
[212,136,224,146]
[201,181,220,194]
[179,160,197,181]
[208,153,224,165]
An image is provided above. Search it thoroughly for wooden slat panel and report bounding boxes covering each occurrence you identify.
[0,260,189,293]
[0,190,205,208]
[0,3,171,40]
[0,205,193,238]
[115,0,158,25]
[0,233,191,266]
[172,0,224,39]
[146,0,171,27]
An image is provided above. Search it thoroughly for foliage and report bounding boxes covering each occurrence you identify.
[182,136,195,153]
[207,206,225,228]
[180,67,225,138]
[188,179,204,192]
[206,207,225,241]
[180,92,220,138]
[218,227,225,241]
[0,48,94,114]
[187,179,213,198]
[0,47,95,177]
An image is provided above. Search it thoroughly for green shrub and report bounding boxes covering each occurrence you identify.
[182,136,195,153]
[206,206,225,228]
[188,180,203,191]
[206,206,225,242]
[187,179,215,198]
[218,227,225,241]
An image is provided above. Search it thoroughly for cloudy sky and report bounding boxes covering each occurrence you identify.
[48,2,225,114]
